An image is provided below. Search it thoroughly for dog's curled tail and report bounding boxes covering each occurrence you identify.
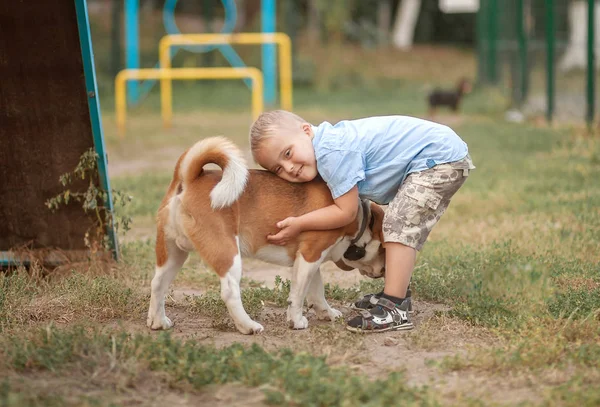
[179,136,248,210]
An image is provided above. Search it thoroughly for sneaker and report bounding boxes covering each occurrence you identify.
[351,287,413,313]
[346,297,414,333]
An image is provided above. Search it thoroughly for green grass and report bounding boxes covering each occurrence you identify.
[0,265,147,334]
[1,325,435,407]
[5,33,600,402]
[99,87,600,401]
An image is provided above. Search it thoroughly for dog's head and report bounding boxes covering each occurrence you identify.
[334,201,386,278]
[458,77,472,94]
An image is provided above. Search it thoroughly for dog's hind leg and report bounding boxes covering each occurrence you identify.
[287,252,328,329]
[148,236,188,330]
[306,270,343,321]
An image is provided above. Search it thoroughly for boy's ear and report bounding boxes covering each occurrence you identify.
[302,123,312,137]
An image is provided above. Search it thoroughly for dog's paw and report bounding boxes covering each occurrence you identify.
[289,315,309,330]
[237,321,264,335]
[147,315,173,330]
[316,307,343,321]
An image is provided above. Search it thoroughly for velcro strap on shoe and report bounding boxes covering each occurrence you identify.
[376,297,397,311]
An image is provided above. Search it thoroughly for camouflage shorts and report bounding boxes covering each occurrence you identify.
[382,154,475,251]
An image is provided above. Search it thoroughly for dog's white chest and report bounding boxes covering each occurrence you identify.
[253,245,294,267]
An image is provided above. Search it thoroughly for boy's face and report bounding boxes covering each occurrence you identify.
[255,124,317,183]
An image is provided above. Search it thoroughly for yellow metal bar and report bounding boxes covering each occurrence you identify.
[115,67,263,136]
[158,33,293,127]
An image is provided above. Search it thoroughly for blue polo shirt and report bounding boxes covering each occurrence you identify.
[312,115,468,204]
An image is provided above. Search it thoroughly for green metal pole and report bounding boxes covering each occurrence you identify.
[477,0,488,84]
[489,0,498,84]
[517,0,528,105]
[587,0,596,126]
[546,0,555,123]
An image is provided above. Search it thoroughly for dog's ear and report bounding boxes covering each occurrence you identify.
[369,202,385,243]
[334,260,355,271]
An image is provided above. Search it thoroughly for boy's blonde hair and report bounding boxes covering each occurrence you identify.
[249,110,307,156]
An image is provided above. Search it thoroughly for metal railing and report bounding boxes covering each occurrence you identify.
[158,33,292,128]
[115,67,264,135]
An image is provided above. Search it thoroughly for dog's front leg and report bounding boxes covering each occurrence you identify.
[306,270,343,321]
[220,239,264,335]
[287,254,323,329]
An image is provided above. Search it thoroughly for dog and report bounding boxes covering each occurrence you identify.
[428,78,472,116]
[147,137,386,335]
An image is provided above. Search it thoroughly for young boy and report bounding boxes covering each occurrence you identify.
[249,110,474,332]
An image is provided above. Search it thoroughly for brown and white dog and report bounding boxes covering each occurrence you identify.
[147,137,386,335]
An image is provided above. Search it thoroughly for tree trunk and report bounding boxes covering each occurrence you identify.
[559,0,600,72]
[392,0,422,50]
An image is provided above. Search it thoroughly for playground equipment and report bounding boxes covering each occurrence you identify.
[1,0,117,266]
[158,33,292,128]
[115,67,264,135]
[124,0,279,105]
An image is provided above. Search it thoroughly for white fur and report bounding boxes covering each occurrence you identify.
[287,250,330,329]
[342,237,385,278]
[147,239,189,330]
[254,245,294,267]
[164,196,195,252]
[306,271,343,321]
[209,147,247,209]
[328,207,385,278]
[220,237,264,334]
[179,137,248,210]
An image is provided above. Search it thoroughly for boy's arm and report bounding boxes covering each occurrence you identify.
[267,186,359,246]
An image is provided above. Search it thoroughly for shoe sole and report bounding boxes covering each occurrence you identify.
[350,305,415,314]
[350,304,415,314]
[346,323,414,333]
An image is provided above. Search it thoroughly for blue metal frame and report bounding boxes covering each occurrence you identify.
[162,0,251,89]
[125,0,140,103]
[1,253,22,267]
[261,0,276,105]
[74,0,119,260]
[125,0,278,106]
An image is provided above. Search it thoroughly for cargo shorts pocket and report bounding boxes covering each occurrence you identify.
[403,186,442,225]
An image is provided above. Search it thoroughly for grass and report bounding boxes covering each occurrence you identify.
[96,83,600,404]
[3,20,600,403]
[4,110,597,404]
[0,325,436,407]
[0,265,147,334]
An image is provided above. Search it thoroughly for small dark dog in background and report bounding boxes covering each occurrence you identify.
[427,78,472,116]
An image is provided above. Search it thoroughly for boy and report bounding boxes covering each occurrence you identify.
[249,110,474,332]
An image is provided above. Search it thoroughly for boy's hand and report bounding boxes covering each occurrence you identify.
[267,217,302,246]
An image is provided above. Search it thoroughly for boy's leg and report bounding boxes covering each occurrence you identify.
[347,242,415,333]
[351,281,412,311]
[381,242,415,299]
[346,154,474,333]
